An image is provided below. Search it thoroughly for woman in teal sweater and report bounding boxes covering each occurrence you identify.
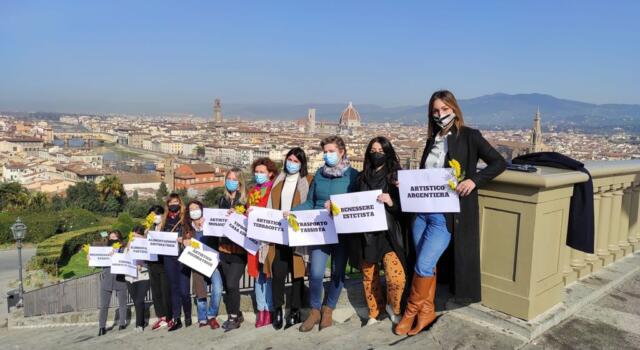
[293,135,358,332]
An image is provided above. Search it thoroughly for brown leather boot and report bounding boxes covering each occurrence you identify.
[407,275,437,336]
[394,275,430,336]
[298,308,320,332]
[319,306,333,330]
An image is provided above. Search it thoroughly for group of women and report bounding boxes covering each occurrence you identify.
[96,90,507,337]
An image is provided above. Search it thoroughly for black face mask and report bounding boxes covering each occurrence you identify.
[168,204,180,213]
[370,152,387,168]
[107,239,119,247]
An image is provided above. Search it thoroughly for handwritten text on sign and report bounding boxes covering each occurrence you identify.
[222,213,259,255]
[88,246,113,267]
[147,231,179,256]
[203,208,228,237]
[330,190,388,234]
[398,169,460,213]
[247,207,288,245]
[288,209,338,246]
[110,252,137,278]
[179,243,219,278]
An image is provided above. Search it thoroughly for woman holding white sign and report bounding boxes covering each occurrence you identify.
[350,137,408,326]
[183,200,223,330]
[218,168,248,331]
[395,90,506,336]
[294,135,358,332]
[95,230,128,336]
[161,193,192,331]
[126,225,151,332]
[145,205,173,331]
[266,147,314,330]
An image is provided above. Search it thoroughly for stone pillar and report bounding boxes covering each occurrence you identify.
[597,188,614,266]
[629,185,640,252]
[563,246,577,285]
[608,187,624,261]
[584,191,602,272]
[618,185,633,256]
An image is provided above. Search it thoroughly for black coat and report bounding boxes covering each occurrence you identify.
[419,125,507,303]
[512,152,595,253]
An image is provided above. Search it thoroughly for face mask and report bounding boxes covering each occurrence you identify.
[168,204,180,213]
[255,173,268,185]
[153,215,162,224]
[189,209,202,220]
[225,179,239,192]
[370,152,387,168]
[432,113,456,129]
[323,152,339,167]
[286,161,301,174]
[107,239,119,247]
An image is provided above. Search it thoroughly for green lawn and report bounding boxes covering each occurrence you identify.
[58,250,99,279]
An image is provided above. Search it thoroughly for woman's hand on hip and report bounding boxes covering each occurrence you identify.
[456,179,476,197]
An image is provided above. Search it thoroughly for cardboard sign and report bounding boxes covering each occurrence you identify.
[222,213,260,255]
[247,207,288,245]
[203,208,228,237]
[110,252,137,278]
[398,168,460,213]
[178,239,220,278]
[147,231,179,256]
[88,246,113,267]
[330,190,388,234]
[128,238,158,262]
[287,209,338,246]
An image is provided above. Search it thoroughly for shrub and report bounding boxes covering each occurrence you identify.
[0,208,101,244]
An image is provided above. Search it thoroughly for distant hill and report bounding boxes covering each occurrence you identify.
[222,93,640,130]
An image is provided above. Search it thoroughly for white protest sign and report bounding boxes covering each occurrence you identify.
[398,168,460,213]
[330,190,388,234]
[203,208,228,237]
[247,207,288,245]
[128,238,158,262]
[287,209,338,246]
[222,213,260,255]
[88,246,113,267]
[110,252,137,278]
[178,239,220,278]
[147,231,179,256]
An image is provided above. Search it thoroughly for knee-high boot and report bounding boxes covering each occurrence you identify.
[407,274,437,335]
[394,275,431,335]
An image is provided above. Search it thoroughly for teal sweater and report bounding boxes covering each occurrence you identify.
[294,167,359,210]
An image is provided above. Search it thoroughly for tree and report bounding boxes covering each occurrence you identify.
[203,186,226,208]
[132,190,139,202]
[28,191,50,210]
[156,182,168,201]
[112,212,135,236]
[50,194,67,211]
[0,182,30,211]
[103,196,121,217]
[97,176,126,204]
[65,182,102,212]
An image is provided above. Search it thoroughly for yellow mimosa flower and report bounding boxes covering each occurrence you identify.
[288,214,300,232]
[191,240,201,249]
[144,212,156,229]
[82,244,90,254]
[128,231,134,243]
[234,205,246,214]
[448,179,457,190]
[330,202,341,216]
[112,242,121,249]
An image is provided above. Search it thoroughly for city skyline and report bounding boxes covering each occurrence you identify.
[1,1,639,114]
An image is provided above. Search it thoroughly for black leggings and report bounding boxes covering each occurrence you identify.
[271,244,303,310]
[219,253,247,315]
[127,280,150,328]
[148,261,172,320]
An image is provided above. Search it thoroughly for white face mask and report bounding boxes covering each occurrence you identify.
[189,209,202,220]
[153,215,162,224]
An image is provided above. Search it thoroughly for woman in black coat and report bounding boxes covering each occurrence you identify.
[396,90,507,336]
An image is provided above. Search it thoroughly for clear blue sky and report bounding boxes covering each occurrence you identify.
[1,0,639,114]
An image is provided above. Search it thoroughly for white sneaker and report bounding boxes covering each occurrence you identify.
[366,317,379,326]
[386,304,401,324]
[135,326,144,333]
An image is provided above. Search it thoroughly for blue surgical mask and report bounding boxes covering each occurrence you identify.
[254,173,268,185]
[225,179,239,192]
[323,152,339,167]
[286,161,301,174]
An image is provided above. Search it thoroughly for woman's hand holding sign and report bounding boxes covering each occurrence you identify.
[377,193,393,207]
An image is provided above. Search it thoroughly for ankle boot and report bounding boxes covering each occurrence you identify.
[272,307,284,330]
[263,310,272,326]
[394,275,430,335]
[408,275,437,335]
[319,306,333,330]
[98,327,107,336]
[284,309,300,329]
[298,308,320,332]
[255,310,265,328]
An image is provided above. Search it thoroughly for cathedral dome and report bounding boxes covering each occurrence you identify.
[338,102,361,126]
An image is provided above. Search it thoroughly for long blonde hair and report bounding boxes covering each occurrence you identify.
[427,90,466,139]
[224,167,247,204]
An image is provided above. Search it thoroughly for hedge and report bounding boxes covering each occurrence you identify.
[31,225,111,274]
[0,208,101,244]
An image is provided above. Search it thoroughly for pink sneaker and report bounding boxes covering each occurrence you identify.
[152,317,167,331]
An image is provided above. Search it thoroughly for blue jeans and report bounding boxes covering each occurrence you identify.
[309,243,348,310]
[254,271,272,312]
[196,269,223,322]
[412,213,451,277]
